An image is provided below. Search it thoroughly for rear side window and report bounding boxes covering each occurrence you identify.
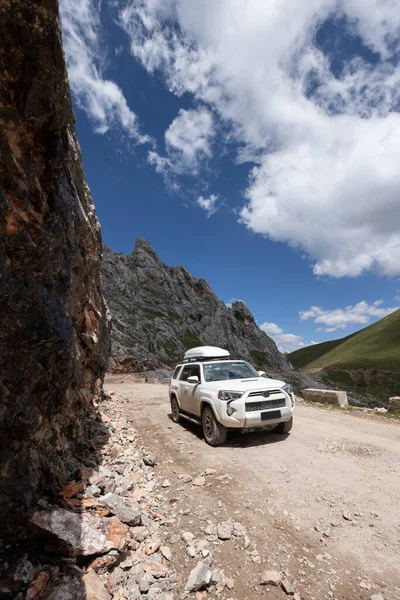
[179,365,201,382]
[173,366,182,379]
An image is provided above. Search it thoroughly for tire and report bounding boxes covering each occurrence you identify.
[170,396,181,423]
[274,417,293,434]
[202,405,227,446]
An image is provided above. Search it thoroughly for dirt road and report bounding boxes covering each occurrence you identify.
[105,376,400,600]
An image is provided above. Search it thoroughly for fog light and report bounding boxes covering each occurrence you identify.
[227,406,234,416]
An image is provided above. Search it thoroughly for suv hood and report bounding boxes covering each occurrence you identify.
[204,376,286,392]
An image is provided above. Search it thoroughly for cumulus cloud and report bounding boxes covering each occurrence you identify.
[148,107,214,182]
[260,322,305,353]
[300,300,398,331]
[118,0,400,277]
[197,194,219,217]
[59,0,149,142]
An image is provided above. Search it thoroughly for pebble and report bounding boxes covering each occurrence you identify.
[162,480,171,488]
[181,532,195,544]
[217,521,234,540]
[260,571,281,586]
[193,477,206,487]
[281,579,295,595]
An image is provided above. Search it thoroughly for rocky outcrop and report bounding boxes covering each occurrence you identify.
[102,239,291,374]
[0,0,109,532]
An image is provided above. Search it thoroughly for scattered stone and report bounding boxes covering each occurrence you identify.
[370,594,385,600]
[160,546,172,561]
[204,468,217,475]
[141,561,168,578]
[281,579,295,595]
[343,511,352,521]
[260,571,281,586]
[204,524,216,536]
[162,479,171,488]
[193,477,206,487]
[293,594,301,600]
[145,539,162,555]
[101,493,142,526]
[187,546,197,558]
[13,561,36,584]
[59,481,85,498]
[185,561,213,592]
[217,521,234,540]
[83,571,112,600]
[143,454,157,467]
[25,571,51,600]
[182,531,195,544]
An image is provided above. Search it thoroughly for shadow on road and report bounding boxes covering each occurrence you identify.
[167,413,290,448]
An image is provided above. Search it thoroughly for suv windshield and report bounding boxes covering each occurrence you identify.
[203,361,258,382]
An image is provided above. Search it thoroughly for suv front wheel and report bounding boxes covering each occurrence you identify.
[202,405,227,446]
[170,396,181,423]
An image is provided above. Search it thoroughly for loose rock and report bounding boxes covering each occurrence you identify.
[260,571,281,586]
[185,561,213,592]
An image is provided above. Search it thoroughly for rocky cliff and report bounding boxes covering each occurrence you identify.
[102,239,291,374]
[0,0,109,532]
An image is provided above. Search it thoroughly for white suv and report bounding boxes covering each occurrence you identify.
[169,346,295,446]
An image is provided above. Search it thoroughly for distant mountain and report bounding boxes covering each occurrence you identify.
[288,309,400,403]
[102,238,293,375]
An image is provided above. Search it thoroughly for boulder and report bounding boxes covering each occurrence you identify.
[303,388,348,407]
[30,509,129,555]
[388,396,400,412]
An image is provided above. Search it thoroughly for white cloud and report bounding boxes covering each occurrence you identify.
[300,300,398,331]
[260,322,305,353]
[59,0,150,142]
[197,194,219,217]
[118,0,400,277]
[148,107,214,181]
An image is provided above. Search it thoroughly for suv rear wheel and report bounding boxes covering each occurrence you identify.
[202,405,227,446]
[274,417,293,434]
[170,396,181,423]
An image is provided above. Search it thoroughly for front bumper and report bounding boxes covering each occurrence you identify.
[218,391,295,429]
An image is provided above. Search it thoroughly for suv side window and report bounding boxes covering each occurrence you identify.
[180,365,201,382]
[173,366,182,379]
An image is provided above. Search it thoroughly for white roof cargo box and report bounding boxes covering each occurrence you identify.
[184,346,230,361]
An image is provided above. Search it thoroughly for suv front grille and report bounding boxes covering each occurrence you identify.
[248,389,281,397]
[245,398,286,412]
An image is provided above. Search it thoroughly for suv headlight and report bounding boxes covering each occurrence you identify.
[218,391,243,401]
[282,384,292,395]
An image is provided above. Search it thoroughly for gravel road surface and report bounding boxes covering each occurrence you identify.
[105,376,400,600]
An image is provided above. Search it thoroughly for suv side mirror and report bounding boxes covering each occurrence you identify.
[258,370,266,377]
[187,375,199,384]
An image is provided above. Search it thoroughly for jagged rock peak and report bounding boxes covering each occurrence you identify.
[102,240,291,374]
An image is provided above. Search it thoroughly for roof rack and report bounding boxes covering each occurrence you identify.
[183,356,235,363]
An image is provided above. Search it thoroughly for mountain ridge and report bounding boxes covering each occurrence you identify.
[102,238,292,375]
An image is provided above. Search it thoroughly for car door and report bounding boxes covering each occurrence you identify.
[178,366,192,411]
[184,364,201,417]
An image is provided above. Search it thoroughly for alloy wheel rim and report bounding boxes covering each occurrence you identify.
[204,412,214,439]
[172,399,178,419]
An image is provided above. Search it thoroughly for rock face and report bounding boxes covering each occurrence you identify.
[102,239,291,373]
[0,1,109,530]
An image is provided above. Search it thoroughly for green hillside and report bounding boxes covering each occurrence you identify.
[288,308,400,372]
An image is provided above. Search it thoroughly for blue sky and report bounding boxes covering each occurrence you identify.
[60,0,400,352]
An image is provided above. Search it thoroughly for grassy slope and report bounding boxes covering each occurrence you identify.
[288,309,400,372]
